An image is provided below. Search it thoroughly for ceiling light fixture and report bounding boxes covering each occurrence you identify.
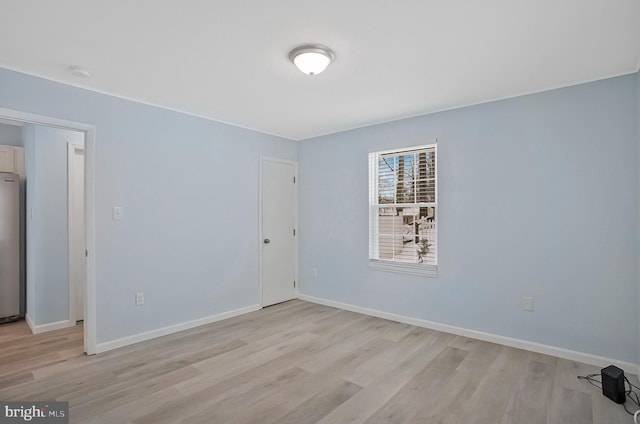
[69,66,92,78]
[289,45,334,76]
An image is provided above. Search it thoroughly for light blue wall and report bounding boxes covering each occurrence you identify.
[298,73,639,363]
[1,68,297,343]
[22,125,84,325]
[0,122,22,146]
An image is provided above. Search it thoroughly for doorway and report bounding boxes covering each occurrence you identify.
[0,107,96,354]
[260,158,297,307]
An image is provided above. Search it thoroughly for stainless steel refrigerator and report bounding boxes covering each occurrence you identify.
[0,172,19,322]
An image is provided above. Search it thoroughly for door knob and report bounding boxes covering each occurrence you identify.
[264,238,271,244]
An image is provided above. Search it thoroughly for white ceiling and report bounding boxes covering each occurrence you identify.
[0,0,639,140]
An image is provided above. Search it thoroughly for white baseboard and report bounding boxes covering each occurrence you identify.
[95,304,261,354]
[25,314,76,334]
[25,313,34,332]
[297,293,640,375]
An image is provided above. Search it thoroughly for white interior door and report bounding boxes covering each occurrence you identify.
[262,159,296,307]
[69,144,85,321]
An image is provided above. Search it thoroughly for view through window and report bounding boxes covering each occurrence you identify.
[369,144,437,273]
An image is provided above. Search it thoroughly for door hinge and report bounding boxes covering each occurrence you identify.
[293,176,296,183]
[293,228,296,236]
[293,281,296,288]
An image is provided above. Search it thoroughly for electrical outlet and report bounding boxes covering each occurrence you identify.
[522,296,533,312]
[313,268,318,277]
[136,292,144,306]
[113,206,124,221]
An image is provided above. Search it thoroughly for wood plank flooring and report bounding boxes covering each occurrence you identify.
[0,300,636,423]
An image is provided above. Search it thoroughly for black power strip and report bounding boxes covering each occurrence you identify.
[602,365,626,404]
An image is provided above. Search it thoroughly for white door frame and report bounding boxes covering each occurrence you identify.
[0,107,97,355]
[259,156,298,307]
[68,143,85,324]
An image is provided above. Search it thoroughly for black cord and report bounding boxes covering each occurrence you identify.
[629,391,640,407]
[625,377,640,407]
[577,374,600,380]
[623,402,635,415]
[627,378,640,392]
[624,376,640,406]
[577,375,602,390]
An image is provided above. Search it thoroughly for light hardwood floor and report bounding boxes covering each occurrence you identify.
[0,300,636,423]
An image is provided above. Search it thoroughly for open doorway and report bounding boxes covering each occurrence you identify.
[0,107,96,355]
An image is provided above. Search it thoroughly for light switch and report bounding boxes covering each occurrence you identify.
[113,206,124,221]
[522,296,533,312]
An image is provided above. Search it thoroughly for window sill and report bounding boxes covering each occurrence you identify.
[368,260,438,278]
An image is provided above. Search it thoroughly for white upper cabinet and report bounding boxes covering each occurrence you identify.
[0,146,16,173]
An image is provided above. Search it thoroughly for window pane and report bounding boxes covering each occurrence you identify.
[415,179,436,203]
[375,206,436,265]
[378,148,435,205]
[376,207,401,260]
[416,207,436,265]
[399,153,414,203]
[377,156,396,204]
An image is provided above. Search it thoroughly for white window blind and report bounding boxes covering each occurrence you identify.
[369,144,437,276]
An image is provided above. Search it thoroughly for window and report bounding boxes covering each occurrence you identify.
[368,144,437,276]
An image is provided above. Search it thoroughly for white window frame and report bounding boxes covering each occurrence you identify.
[368,143,438,277]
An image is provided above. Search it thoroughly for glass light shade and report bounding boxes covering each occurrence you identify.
[293,52,331,75]
[289,45,334,75]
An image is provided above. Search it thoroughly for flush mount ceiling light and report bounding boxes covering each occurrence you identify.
[289,45,334,76]
[68,66,92,78]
